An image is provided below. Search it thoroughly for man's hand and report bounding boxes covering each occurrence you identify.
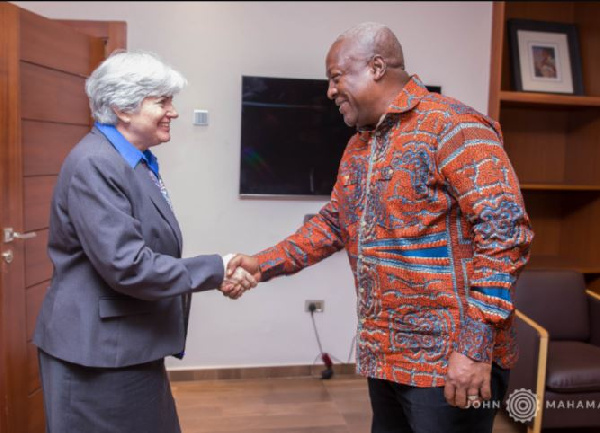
[227,254,261,281]
[220,265,257,299]
[444,351,492,409]
[220,254,261,300]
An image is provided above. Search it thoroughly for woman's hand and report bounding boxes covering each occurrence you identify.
[220,260,258,299]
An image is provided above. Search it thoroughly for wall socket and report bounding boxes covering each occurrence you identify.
[305,300,325,313]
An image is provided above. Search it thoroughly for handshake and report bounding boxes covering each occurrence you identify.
[220,254,261,299]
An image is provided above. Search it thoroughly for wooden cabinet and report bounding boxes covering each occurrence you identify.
[488,2,600,289]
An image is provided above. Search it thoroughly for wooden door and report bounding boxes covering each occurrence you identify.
[0,4,125,432]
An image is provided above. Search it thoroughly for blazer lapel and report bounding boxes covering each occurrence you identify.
[134,164,183,255]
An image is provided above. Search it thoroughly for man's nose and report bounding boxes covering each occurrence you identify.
[327,85,337,100]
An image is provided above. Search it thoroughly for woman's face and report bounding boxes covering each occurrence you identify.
[118,96,179,150]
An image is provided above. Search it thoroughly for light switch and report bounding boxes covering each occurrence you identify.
[193,109,208,125]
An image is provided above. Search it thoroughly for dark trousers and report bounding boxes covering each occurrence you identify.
[368,363,510,433]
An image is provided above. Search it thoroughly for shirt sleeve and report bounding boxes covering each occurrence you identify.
[436,114,534,363]
[255,187,345,281]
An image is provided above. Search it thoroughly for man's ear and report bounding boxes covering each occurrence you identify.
[371,55,387,81]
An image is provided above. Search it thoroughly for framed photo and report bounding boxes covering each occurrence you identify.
[507,19,584,95]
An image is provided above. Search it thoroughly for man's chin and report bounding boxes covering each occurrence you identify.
[342,115,356,128]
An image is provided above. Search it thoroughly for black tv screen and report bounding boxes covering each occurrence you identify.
[239,75,354,197]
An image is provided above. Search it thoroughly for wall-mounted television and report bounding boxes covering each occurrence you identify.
[239,75,353,198]
[239,75,441,198]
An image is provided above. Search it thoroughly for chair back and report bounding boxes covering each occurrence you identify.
[514,270,589,341]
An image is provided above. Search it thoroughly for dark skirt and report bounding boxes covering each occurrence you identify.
[38,349,181,433]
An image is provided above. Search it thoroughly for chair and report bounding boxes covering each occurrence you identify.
[505,270,600,432]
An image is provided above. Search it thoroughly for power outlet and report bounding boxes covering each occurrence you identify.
[305,300,325,313]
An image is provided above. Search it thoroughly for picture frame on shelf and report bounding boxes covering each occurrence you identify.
[507,19,584,95]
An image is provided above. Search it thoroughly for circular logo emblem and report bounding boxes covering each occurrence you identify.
[505,388,539,423]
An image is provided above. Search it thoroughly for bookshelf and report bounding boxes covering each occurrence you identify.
[488,2,600,288]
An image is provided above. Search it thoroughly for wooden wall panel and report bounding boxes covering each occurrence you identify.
[24,176,56,232]
[22,121,88,177]
[26,282,47,341]
[19,8,90,77]
[20,62,88,125]
[24,229,51,288]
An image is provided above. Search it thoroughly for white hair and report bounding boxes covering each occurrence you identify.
[85,50,188,124]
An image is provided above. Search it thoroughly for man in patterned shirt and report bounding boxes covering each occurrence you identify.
[225,22,533,433]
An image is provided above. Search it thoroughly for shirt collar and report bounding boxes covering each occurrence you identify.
[387,74,429,114]
[357,74,428,140]
[95,122,160,177]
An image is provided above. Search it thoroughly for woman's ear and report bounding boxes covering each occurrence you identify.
[371,55,387,81]
[113,108,131,124]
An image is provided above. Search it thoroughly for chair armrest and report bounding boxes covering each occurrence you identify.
[509,310,549,433]
[586,290,600,346]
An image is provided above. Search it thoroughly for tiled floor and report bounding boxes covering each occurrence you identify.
[171,374,525,433]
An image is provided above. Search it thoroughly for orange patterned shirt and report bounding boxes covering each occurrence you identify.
[256,75,534,387]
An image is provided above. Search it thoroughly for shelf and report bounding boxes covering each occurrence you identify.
[490,2,600,284]
[527,256,600,274]
[521,184,600,192]
[500,91,600,108]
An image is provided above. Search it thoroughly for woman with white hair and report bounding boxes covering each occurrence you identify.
[33,50,256,433]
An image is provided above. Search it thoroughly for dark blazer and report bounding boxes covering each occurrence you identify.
[34,127,223,368]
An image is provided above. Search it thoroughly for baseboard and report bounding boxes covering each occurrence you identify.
[168,362,358,381]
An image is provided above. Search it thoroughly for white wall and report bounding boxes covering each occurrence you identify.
[13,1,493,370]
